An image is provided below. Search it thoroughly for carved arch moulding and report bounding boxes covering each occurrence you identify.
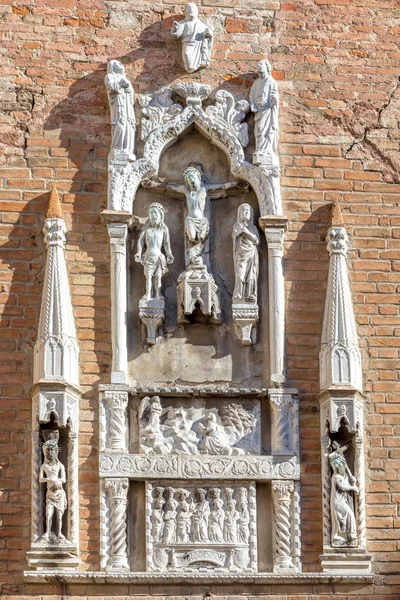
[106,82,282,217]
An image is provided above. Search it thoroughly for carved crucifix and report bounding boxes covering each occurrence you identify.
[143,164,247,268]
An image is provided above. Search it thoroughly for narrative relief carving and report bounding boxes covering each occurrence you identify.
[148,484,256,572]
[136,203,174,344]
[232,203,260,345]
[139,396,258,456]
[171,2,213,74]
[38,430,68,546]
[329,441,358,548]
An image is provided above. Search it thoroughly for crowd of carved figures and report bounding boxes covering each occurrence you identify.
[151,486,250,546]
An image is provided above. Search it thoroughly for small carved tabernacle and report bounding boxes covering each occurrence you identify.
[146,482,257,572]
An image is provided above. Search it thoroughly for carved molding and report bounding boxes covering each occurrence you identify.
[99,453,300,480]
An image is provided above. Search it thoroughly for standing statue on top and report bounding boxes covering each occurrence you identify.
[105,60,136,160]
[250,59,279,167]
[171,3,213,74]
[329,441,359,547]
[135,203,174,301]
[39,430,67,543]
[232,203,260,302]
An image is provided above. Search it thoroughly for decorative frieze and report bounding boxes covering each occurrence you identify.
[99,453,300,481]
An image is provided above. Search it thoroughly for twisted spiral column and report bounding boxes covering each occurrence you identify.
[106,478,129,570]
[355,433,366,549]
[272,480,295,572]
[321,436,331,547]
[68,431,79,545]
[105,392,128,452]
[31,431,41,543]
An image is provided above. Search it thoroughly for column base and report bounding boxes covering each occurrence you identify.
[27,544,80,571]
[320,548,372,573]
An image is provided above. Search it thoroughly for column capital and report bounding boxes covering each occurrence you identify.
[102,209,132,224]
[258,215,288,232]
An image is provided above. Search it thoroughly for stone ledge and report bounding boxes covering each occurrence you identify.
[23,571,374,585]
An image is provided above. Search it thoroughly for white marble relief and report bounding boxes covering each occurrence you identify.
[105,60,135,161]
[205,90,249,147]
[39,431,67,545]
[232,204,260,303]
[329,442,358,548]
[138,396,258,456]
[171,3,213,74]
[139,87,183,141]
[147,484,256,572]
[250,59,279,168]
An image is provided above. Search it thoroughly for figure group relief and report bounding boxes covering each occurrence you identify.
[139,396,259,456]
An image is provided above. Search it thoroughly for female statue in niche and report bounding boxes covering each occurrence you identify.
[135,203,174,300]
[329,441,358,547]
[249,59,279,166]
[104,60,135,159]
[171,3,213,74]
[39,430,67,543]
[232,203,260,302]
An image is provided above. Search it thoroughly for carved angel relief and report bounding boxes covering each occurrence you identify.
[139,396,258,456]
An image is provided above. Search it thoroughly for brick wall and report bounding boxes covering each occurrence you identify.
[0,0,399,597]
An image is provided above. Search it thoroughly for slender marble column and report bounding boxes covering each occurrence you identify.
[107,221,128,384]
[272,480,295,572]
[259,217,288,386]
[106,478,129,570]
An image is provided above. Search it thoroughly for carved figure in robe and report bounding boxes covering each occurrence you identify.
[171,3,213,74]
[237,500,250,543]
[175,489,192,543]
[329,442,358,547]
[198,411,251,456]
[189,286,206,313]
[161,407,199,455]
[39,431,67,542]
[139,396,172,454]
[208,489,224,543]
[143,167,245,267]
[152,496,165,543]
[249,59,279,166]
[135,203,174,300]
[105,60,135,159]
[163,488,178,543]
[232,203,260,302]
[192,488,210,542]
[223,498,239,543]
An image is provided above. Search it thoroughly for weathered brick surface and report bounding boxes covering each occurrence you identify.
[0,0,400,597]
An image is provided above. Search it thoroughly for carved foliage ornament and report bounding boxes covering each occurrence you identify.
[138,87,183,141]
[206,90,249,147]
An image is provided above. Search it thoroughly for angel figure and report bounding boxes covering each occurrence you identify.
[139,396,171,455]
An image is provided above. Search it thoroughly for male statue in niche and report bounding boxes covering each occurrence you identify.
[135,203,174,300]
[39,430,67,543]
[329,441,358,547]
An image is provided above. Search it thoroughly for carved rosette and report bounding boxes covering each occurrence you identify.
[272,480,296,572]
[105,392,128,453]
[106,478,129,570]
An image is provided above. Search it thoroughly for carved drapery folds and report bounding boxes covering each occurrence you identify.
[27,189,81,572]
[318,202,371,574]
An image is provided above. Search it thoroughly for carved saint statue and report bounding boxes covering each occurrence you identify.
[152,496,165,543]
[171,3,213,74]
[163,487,178,543]
[224,498,239,543]
[192,488,210,542]
[232,203,260,302]
[176,488,192,543]
[329,441,358,547]
[249,59,279,166]
[135,203,174,300]
[105,60,135,159]
[237,499,250,544]
[39,430,67,542]
[208,489,224,543]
